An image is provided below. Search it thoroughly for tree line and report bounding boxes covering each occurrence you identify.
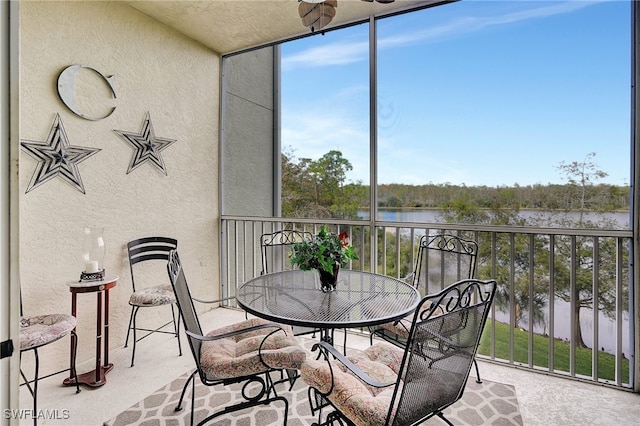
[283,150,629,221]
[283,149,629,353]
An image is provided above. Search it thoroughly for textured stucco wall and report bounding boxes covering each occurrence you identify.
[19,1,219,374]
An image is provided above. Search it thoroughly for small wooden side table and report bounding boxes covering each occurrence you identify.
[63,274,118,388]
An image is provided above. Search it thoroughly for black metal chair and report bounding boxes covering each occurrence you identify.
[409,233,478,296]
[260,229,349,353]
[260,230,316,336]
[124,236,181,367]
[260,229,314,276]
[167,249,307,426]
[302,278,496,426]
[19,300,80,426]
[369,233,484,382]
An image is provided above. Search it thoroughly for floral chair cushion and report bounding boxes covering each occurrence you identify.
[377,301,442,341]
[302,342,406,426]
[302,342,466,426]
[129,284,176,306]
[19,314,77,351]
[376,315,412,340]
[200,318,306,381]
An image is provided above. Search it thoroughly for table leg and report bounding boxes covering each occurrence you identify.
[104,287,111,369]
[320,329,333,345]
[95,291,103,384]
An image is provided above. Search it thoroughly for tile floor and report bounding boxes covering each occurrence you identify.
[18,308,640,425]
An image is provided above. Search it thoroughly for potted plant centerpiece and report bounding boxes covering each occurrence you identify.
[289,225,358,292]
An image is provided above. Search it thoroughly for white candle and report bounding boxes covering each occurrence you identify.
[85,260,99,273]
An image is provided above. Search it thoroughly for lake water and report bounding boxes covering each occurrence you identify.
[359,208,631,355]
[361,209,631,229]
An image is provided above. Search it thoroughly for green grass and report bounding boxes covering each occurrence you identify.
[477,320,629,383]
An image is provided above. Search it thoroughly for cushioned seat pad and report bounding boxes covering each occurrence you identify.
[20,314,77,351]
[303,342,467,426]
[129,284,176,306]
[376,301,441,341]
[200,318,306,381]
[302,343,412,426]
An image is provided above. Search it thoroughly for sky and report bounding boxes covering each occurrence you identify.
[280,0,630,187]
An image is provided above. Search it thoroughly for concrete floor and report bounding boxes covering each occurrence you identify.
[19,308,640,426]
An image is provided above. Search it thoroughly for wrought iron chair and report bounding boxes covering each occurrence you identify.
[167,249,306,426]
[19,300,80,426]
[260,229,348,353]
[369,233,484,382]
[260,229,314,276]
[124,236,181,367]
[260,229,316,335]
[302,278,496,426]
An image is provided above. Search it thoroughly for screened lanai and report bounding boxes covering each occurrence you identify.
[1,1,639,423]
[220,0,640,391]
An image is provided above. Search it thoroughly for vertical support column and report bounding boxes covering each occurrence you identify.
[1,1,21,422]
[632,0,640,393]
[369,16,378,272]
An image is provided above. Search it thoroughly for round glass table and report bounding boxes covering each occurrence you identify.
[237,269,420,342]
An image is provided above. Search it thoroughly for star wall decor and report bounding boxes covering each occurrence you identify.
[20,113,101,194]
[113,112,177,175]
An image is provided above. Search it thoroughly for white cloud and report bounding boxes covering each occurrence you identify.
[282,41,368,71]
[283,1,602,71]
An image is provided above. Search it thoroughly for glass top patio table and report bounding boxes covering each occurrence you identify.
[236,269,420,331]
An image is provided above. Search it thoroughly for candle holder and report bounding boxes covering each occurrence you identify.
[79,227,106,282]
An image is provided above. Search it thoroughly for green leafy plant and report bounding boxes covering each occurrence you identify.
[290,225,358,274]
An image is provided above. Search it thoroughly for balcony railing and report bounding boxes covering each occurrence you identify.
[220,215,634,389]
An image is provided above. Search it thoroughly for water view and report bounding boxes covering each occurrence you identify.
[358,208,631,357]
[363,208,631,229]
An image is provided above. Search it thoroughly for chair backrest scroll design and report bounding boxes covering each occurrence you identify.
[413,233,478,296]
[260,230,313,275]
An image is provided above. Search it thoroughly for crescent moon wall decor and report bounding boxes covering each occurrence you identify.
[57,64,117,121]
[113,112,177,175]
[20,113,101,194]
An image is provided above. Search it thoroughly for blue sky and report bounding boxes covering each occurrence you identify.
[281,0,630,187]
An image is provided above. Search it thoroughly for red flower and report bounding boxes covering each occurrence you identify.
[339,232,350,248]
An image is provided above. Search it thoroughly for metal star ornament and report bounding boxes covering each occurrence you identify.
[20,113,101,194]
[113,112,177,175]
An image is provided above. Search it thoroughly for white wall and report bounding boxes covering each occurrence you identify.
[19,1,220,374]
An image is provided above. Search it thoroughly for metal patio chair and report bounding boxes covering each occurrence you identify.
[261,229,316,335]
[124,236,181,367]
[260,229,314,276]
[260,229,348,352]
[369,233,484,382]
[19,299,80,426]
[302,278,497,426]
[167,249,306,426]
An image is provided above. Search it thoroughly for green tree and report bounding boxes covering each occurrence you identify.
[282,148,358,219]
[441,197,547,330]
[556,152,609,222]
[281,149,325,217]
[532,153,623,348]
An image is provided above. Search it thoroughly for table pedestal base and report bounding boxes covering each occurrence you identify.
[63,363,113,388]
[321,330,333,345]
